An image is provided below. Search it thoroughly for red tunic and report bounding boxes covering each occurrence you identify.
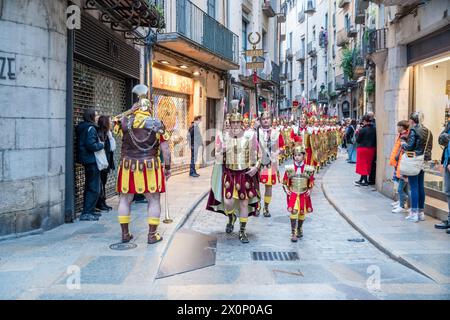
[282,162,315,214]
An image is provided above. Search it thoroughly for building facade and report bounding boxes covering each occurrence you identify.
[228,0,282,120]
[0,0,239,238]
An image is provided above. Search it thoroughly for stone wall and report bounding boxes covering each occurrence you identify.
[0,0,67,238]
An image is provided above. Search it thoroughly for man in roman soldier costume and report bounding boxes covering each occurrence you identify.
[296,114,313,166]
[257,108,285,217]
[114,84,171,245]
[281,119,293,164]
[282,144,315,242]
[206,101,261,243]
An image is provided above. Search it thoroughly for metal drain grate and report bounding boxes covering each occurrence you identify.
[109,243,137,251]
[251,251,299,261]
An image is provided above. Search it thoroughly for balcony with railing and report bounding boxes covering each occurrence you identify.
[262,0,277,17]
[368,28,387,54]
[307,41,317,56]
[353,50,365,79]
[299,69,305,82]
[304,0,316,14]
[295,47,305,61]
[157,0,239,70]
[335,74,348,91]
[286,48,293,60]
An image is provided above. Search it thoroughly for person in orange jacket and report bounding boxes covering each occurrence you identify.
[389,120,410,213]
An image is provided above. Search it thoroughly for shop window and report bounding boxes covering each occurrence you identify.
[414,54,450,196]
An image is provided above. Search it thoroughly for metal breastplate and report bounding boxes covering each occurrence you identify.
[290,175,309,194]
[260,129,277,166]
[225,134,250,170]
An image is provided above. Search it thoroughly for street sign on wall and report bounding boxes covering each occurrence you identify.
[245,49,264,57]
[246,62,265,69]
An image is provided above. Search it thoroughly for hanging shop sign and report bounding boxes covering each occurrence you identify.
[153,68,194,95]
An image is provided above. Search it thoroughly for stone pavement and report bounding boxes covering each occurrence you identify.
[152,157,450,300]
[0,166,212,300]
[322,156,450,285]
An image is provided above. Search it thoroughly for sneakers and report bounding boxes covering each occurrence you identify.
[392,206,408,213]
[391,201,400,207]
[418,211,426,221]
[405,212,419,223]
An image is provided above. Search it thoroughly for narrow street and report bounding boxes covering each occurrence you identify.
[154,158,450,300]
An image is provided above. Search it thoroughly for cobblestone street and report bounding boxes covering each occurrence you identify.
[153,159,450,300]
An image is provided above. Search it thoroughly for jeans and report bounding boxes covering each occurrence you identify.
[190,146,199,174]
[445,168,450,221]
[397,178,409,209]
[82,163,101,215]
[347,144,356,163]
[408,170,425,213]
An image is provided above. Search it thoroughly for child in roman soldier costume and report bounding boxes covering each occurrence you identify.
[206,101,261,243]
[257,108,285,217]
[114,84,172,245]
[282,144,315,242]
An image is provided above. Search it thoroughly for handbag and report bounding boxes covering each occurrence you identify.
[88,126,109,171]
[94,149,109,171]
[399,130,431,176]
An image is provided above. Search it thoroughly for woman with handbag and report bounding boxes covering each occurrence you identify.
[354,115,377,186]
[401,112,432,222]
[96,116,116,212]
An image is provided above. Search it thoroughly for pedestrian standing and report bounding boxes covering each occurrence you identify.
[435,120,450,231]
[76,108,104,221]
[389,120,410,213]
[188,116,204,177]
[354,114,377,187]
[401,112,433,223]
[368,112,377,185]
[345,119,357,163]
[96,115,115,212]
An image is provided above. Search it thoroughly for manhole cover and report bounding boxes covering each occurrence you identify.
[252,251,299,261]
[109,243,138,250]
[347,238,365,242]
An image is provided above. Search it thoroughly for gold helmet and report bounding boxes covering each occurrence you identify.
[228,100,243,122]
[293,145,306,155]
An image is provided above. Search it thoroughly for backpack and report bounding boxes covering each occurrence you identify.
[422,126,433,162]
[438,122,450,147]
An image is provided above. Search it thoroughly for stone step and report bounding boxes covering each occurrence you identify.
[425,196,448,221]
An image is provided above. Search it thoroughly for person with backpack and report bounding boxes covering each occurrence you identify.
[435,120,450,232]
[76,108,105,221]
[345,119,357,163]
[401,112,433,223]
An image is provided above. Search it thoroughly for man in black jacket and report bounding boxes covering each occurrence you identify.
[188,116,204,177]
[76,108,105,221]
